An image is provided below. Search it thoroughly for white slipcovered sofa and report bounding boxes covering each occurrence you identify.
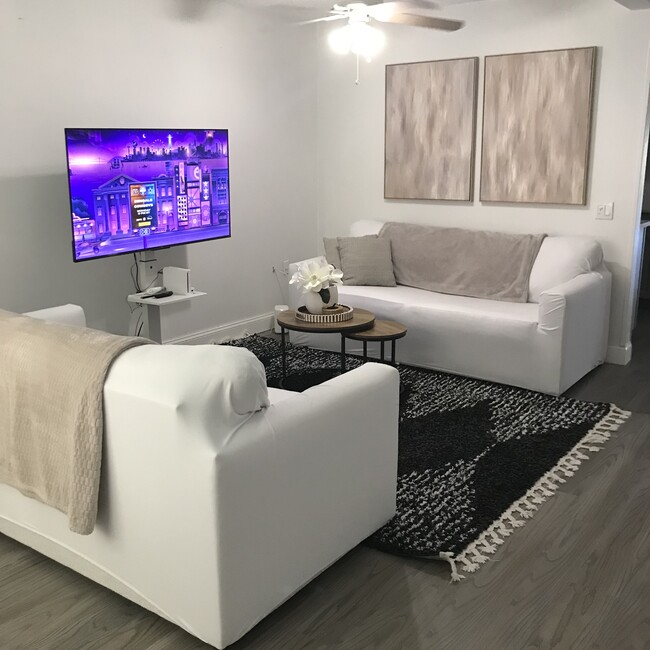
[0,304,400,649]
[289,220,611,395]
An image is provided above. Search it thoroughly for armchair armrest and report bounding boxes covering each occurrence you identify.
[538,269,611,392]
[215,362,400,644]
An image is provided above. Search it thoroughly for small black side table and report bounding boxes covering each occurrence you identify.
[276,308,375,382]
[344,320,407,365]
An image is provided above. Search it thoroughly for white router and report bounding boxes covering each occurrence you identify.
[162,267,191,295]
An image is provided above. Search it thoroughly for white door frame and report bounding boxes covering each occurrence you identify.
[625,44,650,337]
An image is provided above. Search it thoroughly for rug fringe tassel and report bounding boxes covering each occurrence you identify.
[451,403,631,581]
[439,552,465,583]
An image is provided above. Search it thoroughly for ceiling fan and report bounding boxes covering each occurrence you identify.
[300,1,464,81]
[302,1,464,34]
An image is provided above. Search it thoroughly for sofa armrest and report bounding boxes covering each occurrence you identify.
[538,269,611,392]
[23,304,86,328]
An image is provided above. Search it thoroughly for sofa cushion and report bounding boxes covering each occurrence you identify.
[338,236,397,286]
[338,284,539,323]
[528,237,604,303]
[323,237,342,269]
[323,234,378,270]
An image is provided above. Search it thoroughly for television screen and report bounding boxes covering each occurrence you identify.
[65,128,230,262]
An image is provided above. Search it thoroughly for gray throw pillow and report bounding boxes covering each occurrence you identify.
[323,234,378,270]
[323,237,342,269]
[338,237,396,286]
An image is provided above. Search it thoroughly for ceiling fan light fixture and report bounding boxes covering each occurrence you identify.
[328,23,353,55]
[328,22,385,60]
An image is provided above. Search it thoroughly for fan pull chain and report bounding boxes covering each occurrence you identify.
[355,53,360,85]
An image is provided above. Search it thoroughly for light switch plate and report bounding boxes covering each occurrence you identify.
[596,202,614,220]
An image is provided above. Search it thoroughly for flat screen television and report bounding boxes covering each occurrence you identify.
[65,128,230,262]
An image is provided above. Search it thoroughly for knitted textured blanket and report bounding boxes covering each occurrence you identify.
[0,310,149,534]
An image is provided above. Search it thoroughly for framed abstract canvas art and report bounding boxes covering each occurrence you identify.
[385,57,478,201]
[480,47,596,205]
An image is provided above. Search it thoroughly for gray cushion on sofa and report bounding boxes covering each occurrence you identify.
[323,237,342,269]
[324,235,378,270]
[338,237,396,286]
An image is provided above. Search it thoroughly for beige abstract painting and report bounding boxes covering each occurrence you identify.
[480,47,596,204]
[385,57,478,201]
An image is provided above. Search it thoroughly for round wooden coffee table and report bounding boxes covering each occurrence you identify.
[276,308,375,380]
[344,320,407,365]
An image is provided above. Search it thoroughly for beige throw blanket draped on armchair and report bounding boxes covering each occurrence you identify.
[0,310,149,534]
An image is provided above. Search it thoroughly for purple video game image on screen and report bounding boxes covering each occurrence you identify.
[65,128,230,261]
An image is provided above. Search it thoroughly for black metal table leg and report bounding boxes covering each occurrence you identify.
[281,326,287,380]
[363,340,368,361]
[380,340,385,362]
[391,339,396,364]
[341,333,347,372]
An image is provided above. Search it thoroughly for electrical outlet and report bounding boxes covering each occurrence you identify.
[596,202,614,220]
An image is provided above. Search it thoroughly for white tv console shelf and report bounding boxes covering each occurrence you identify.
[127,290,206,343]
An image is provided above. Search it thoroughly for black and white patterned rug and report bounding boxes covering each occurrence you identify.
[227,335,630,580]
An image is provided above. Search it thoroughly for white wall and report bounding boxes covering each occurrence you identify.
[0,0,317,335]
[2,0,648,352]
[315,0,650,358]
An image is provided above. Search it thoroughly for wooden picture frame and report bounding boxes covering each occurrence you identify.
[480,47,596,205]
[385,57,478,201]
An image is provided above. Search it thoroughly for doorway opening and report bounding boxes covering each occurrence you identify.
[632,81,650,331]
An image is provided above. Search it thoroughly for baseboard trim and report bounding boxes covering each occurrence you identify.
[167,313,274,345]
[606,343,632,365]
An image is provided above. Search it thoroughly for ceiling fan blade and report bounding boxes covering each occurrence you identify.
[366,0,438,7]
[368,1,444,23]
[379,13,464,30]
[297,14,349,24]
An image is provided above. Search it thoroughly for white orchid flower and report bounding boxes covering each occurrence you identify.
[328,265,343,285]
[289,261,332,293]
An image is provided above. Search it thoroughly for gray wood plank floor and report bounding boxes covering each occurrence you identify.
[2,304,650,650]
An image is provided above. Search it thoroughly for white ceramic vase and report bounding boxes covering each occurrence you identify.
[305,291,324,315]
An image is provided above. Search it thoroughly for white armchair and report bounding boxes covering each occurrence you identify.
[0,305,400,648]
